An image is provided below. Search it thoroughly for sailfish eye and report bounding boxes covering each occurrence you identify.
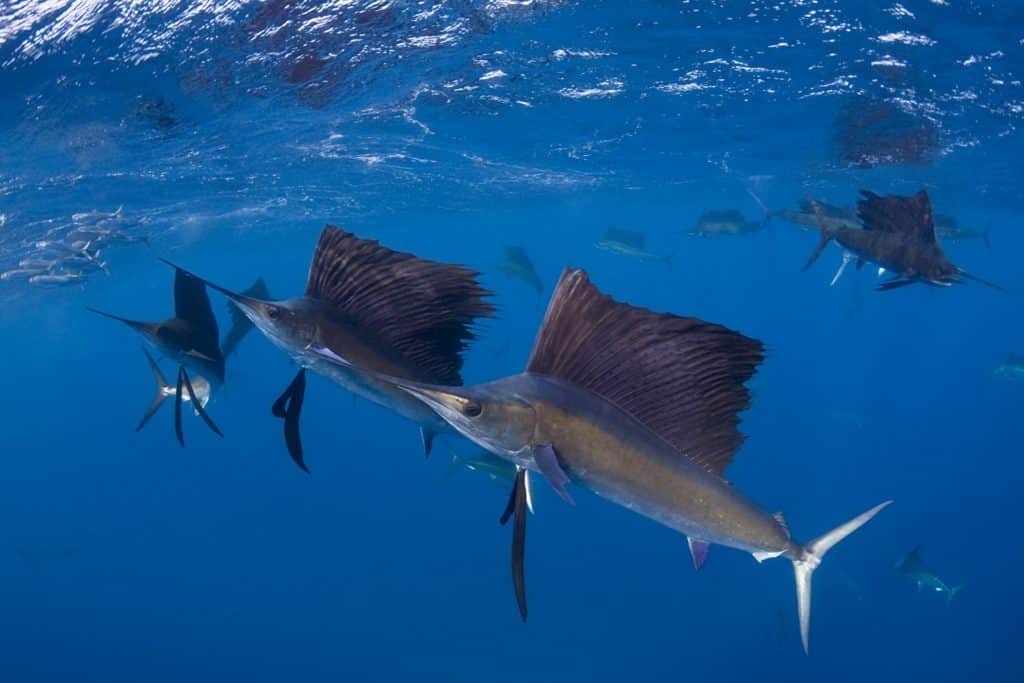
[266,305,281,320]
[462,401,483,418]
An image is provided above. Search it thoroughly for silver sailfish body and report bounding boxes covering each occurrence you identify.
[319,267,890,653]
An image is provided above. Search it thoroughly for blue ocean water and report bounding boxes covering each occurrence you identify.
[1,1,1022,680]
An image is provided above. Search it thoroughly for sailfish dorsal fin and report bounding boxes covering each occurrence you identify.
[172,267,219,339]
[525,268,764,476]
[858,189,938,244]
[304,226,495,386]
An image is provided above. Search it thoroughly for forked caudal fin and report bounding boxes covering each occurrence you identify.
[792,500,892,654]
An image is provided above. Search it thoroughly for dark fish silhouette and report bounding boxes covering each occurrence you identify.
[500,245,543,297]
[89,264,223,445]
[895,547,964,605]
[934,214,992,251]
[310,268,890,652]
[803,190,1002,291]
[772,198,862,232]
[595,228,672,264]
[168,226,495,471]
[688,210,765,237]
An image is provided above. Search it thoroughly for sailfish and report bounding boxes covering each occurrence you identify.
[88,264,225,445]
[309,267,890,652]
[168,226,496,473]
[803,189,1002,291]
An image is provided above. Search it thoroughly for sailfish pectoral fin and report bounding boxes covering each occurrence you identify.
[182,366,223,438]
[499,467,529,622]
[272,369,308,473]
[174,366,186,447]
[420,427,437,458]
[687,538,711,570]
[532,444,574,505]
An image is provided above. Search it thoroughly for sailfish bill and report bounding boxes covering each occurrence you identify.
[306,268,892,653]
[272,368,308,473]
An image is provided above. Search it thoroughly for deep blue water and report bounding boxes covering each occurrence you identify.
[1,1,1022,681]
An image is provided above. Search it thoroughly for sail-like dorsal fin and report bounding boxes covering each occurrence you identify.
[172,266,219,337]
[526,268,764,476]
[858,189,937,244]
[304,226,496,385]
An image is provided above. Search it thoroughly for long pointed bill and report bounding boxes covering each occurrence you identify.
[956,268,1007,292]
[158,258,271,320]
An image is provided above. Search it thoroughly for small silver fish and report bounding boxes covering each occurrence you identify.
[18,258,57,270]
[28,272,87,287]
[72,206,124,225]
[1,268,48,281]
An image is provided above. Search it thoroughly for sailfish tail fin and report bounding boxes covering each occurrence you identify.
[137,348,170,432]
[792,500,892,654]
[947,584,965,606]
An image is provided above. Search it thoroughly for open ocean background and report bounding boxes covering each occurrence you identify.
[1,1,1022,680]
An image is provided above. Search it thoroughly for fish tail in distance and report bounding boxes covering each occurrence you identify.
[136,348,170,432]
[792,500,892,654]
[947,584,965,606]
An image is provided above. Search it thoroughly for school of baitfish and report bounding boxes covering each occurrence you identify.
[84,187,1005,654]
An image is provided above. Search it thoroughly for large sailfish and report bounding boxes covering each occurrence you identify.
[311,267,890,652]
[170,226,496,472]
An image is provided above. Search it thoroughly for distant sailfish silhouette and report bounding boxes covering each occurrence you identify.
[895,546,964,605]
[89,264,224,445]
[803,189,1003,291]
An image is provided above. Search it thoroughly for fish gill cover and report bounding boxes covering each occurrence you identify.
[0,1,1022,682]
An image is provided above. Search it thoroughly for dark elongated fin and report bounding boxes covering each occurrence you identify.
[175,366,186,447]
[527,268,764,476]
[687,538,710,570]
[221,276,271,358]
[304,226,495,385]
[895,545,923,571]
[858,190,937,244]
[272,369,308,473]
[182,367,223,438]
[170,266,220,337]
[136,348,170,432]
[502,468,528,622]
[876,278,916,291]
[420,427,436,458]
